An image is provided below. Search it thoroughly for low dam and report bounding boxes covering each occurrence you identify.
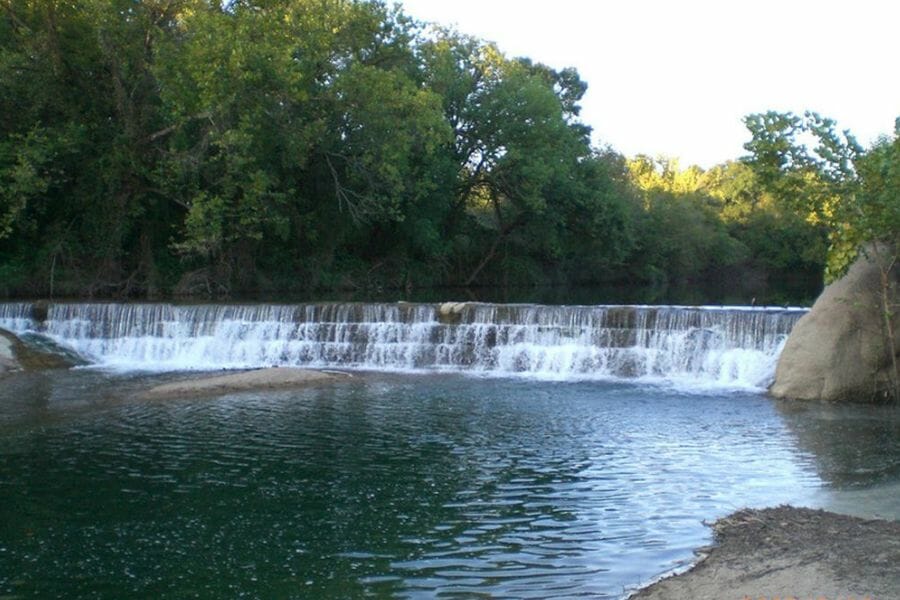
[0,301,804,389]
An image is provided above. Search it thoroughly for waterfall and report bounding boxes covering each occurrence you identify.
[0,301,806,390]
[0,302,35,333]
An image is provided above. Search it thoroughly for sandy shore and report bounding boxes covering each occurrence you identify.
[140,367,351,399]
[631,505,899,599]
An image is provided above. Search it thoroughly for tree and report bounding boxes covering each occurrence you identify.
[151,0,451,293]
[702,160,828,290]
[419,30,603,286]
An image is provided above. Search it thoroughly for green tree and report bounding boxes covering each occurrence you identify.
[420,31,613,286]
[702,160,828,290]
[151,0,450,293]
[0,0,198,296]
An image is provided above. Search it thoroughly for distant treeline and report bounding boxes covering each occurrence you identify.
[0,1,850,300]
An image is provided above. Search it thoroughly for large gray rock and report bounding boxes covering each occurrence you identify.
[0,327,77,375]
[771,250,900,402]
[0,329,23,375]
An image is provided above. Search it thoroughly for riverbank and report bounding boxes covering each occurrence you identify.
[631,505,899,599]
[140,367,352,400]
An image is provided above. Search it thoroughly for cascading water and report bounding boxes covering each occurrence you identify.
[0,302,35,333]
[0,302,805,389]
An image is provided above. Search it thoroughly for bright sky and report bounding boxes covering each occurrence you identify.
[399,0,900,168]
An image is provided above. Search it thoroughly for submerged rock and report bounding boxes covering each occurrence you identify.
[140,367,351,400]
[771,249,900,402]
[31,300,49,323]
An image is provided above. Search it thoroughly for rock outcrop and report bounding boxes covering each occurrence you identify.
[770,250,900,402]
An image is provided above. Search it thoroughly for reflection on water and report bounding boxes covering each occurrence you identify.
[776,400,900,519]
[0,371,894,598]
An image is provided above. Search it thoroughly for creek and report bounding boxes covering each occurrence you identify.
[0,302,897,598]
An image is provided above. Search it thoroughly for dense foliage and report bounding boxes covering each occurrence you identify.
[743,111,899,279]
[0,1,855,302]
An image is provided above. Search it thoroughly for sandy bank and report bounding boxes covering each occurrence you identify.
[141,367,351,400]
[631,505,899,599]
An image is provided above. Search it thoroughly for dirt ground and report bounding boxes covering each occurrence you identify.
[631,505,900,600]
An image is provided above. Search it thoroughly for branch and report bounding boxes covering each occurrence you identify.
[0,0,31,34]
[147,112,213,142]
[325,153,370,224]
[464,214,525,286]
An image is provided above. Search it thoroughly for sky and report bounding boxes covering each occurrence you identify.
[399,0,900,168]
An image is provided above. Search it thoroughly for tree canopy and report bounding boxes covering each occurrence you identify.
[0,1,892,304]
[743,110,899,280]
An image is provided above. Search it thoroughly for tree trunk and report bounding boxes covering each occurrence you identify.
[878,258,899,400]
[464,216,523,287]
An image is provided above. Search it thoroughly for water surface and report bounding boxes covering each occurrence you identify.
[0,300,896,598]
[5,370,896,598]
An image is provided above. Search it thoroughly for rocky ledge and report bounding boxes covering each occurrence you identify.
[631,505,899,599]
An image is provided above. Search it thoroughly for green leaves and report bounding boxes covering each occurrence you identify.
[743,110,898,282]
[6,0,852,299]
[325,62,450,223]
[0,130,52,239]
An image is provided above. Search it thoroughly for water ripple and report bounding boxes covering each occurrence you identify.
[1,373,896,598]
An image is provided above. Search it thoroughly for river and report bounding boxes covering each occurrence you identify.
[0,302,897,598]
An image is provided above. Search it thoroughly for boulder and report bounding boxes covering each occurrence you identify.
[437,302,467,324]
[0,327,77,375]
[31,300,49,323]
[0,329,22,375]
[770,250,899,402]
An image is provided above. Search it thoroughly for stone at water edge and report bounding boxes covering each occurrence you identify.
[437,302,467,324]
[31,300,49,323]
[0,329,21,374]
[0,327,77,373]
[770,250,899,402]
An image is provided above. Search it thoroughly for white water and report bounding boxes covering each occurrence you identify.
[0,302,805,390]
[0,302,36,334]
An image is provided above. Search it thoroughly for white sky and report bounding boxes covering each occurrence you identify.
[399,0,900,168]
